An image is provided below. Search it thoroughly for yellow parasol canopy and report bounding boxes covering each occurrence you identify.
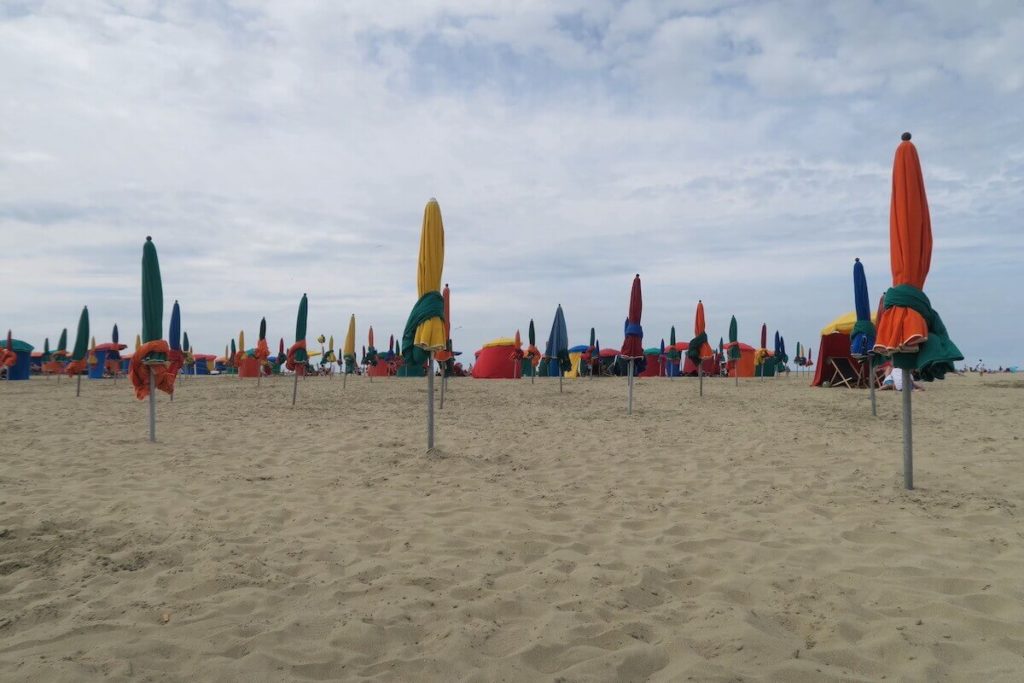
[414,198,447,350]
[343,315,356,356]
[821,311,879,336]
[329,335,334,352]
[239,330,245,351]
[135,334,141,352]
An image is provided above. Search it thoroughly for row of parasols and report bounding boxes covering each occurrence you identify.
[2,135,962,489]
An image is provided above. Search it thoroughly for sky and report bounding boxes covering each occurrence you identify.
[2,0,1022,367]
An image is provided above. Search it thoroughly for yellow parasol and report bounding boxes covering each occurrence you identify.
[135,334,142,352]
[414,199,447,351]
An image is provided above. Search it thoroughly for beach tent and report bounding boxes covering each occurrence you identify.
[189,353,215,374]
[0,337,33,380]
[639,347,664,377]
[812,311,878,387]
[472,337,522,379]
[811,335,864,387]
[565,344,590,378]
[663,342,717,376]
[723,342,756,377]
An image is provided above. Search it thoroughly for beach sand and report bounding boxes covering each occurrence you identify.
[2,371,1023,681]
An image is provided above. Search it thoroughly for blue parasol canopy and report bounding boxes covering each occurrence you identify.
[546,305,569,376]
[169,300,181,351]
[851,258,875,357]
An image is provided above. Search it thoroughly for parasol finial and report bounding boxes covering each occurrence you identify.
[855,257,860,262]
[146,235,152,241]
[901,132,911,141]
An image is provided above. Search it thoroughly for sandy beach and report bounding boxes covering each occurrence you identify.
[1,373,1022,681]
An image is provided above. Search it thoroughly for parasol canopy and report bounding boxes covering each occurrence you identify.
[850,258,876,357]
[343,314,356,373]
[58,328,68,355]
[286,294,309,370]
[129,238,175,397]
[71,306,89,361]
[873,133,961,379]
[402,198,446,367]
[687,300,713,362]
[546,305,570,373]
[169,301,181,351]
[620,274,644,358]
[728,316,741,360]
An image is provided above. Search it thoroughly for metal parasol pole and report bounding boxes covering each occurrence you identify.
[427,354,435,450]
[627,358,634,415]
[76,367,82,397]
[869,357,877,417]
[148,366,156,442]
[291,368,299,406]
[440,362,447,409]
[902,369,913,489]
[699,361,703,397]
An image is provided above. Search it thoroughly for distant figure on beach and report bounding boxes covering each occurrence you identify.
[881,366,924,392]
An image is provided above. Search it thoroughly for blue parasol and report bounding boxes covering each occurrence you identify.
[850,258,875,357]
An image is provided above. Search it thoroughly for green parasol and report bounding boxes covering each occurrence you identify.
[294,294,308,362]
[142,237,163,344]
[58,328,68,354]
[71,306,89,361]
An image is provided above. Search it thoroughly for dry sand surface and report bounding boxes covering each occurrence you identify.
[1,371,1023,681]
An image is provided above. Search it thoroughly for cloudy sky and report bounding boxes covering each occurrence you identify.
[2,0,1022,366]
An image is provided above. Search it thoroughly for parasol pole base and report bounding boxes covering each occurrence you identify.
[292,370,299,406]
[76,372,81,397]
[902,369,913,489]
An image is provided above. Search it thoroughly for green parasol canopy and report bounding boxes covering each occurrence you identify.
[529,319,535,346]
[259,317,267,340]
[58,328,68,353]
[667,325,680,361]
[728,316,741,360]
[141,237,163,344]
[294,294,308,362]
[183,331,190,353]
[71,306,89,361]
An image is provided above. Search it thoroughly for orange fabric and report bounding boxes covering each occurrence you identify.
[129,340,176,400]
[0,349,15,368]
[254,338,270,361]
[693,301,713,359]
[168,349,185,376]
[285,340,307,371]
[525,345,541,367]
[875,138,931,353]
[64,359,87,376]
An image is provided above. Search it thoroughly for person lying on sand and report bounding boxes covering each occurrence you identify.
[880,366,924,391]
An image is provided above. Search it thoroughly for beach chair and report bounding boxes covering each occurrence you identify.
[824,356,861,388]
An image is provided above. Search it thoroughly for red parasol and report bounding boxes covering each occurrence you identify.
[621,274,644,358]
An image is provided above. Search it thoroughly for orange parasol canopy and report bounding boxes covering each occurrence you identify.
[874,133,932,352]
